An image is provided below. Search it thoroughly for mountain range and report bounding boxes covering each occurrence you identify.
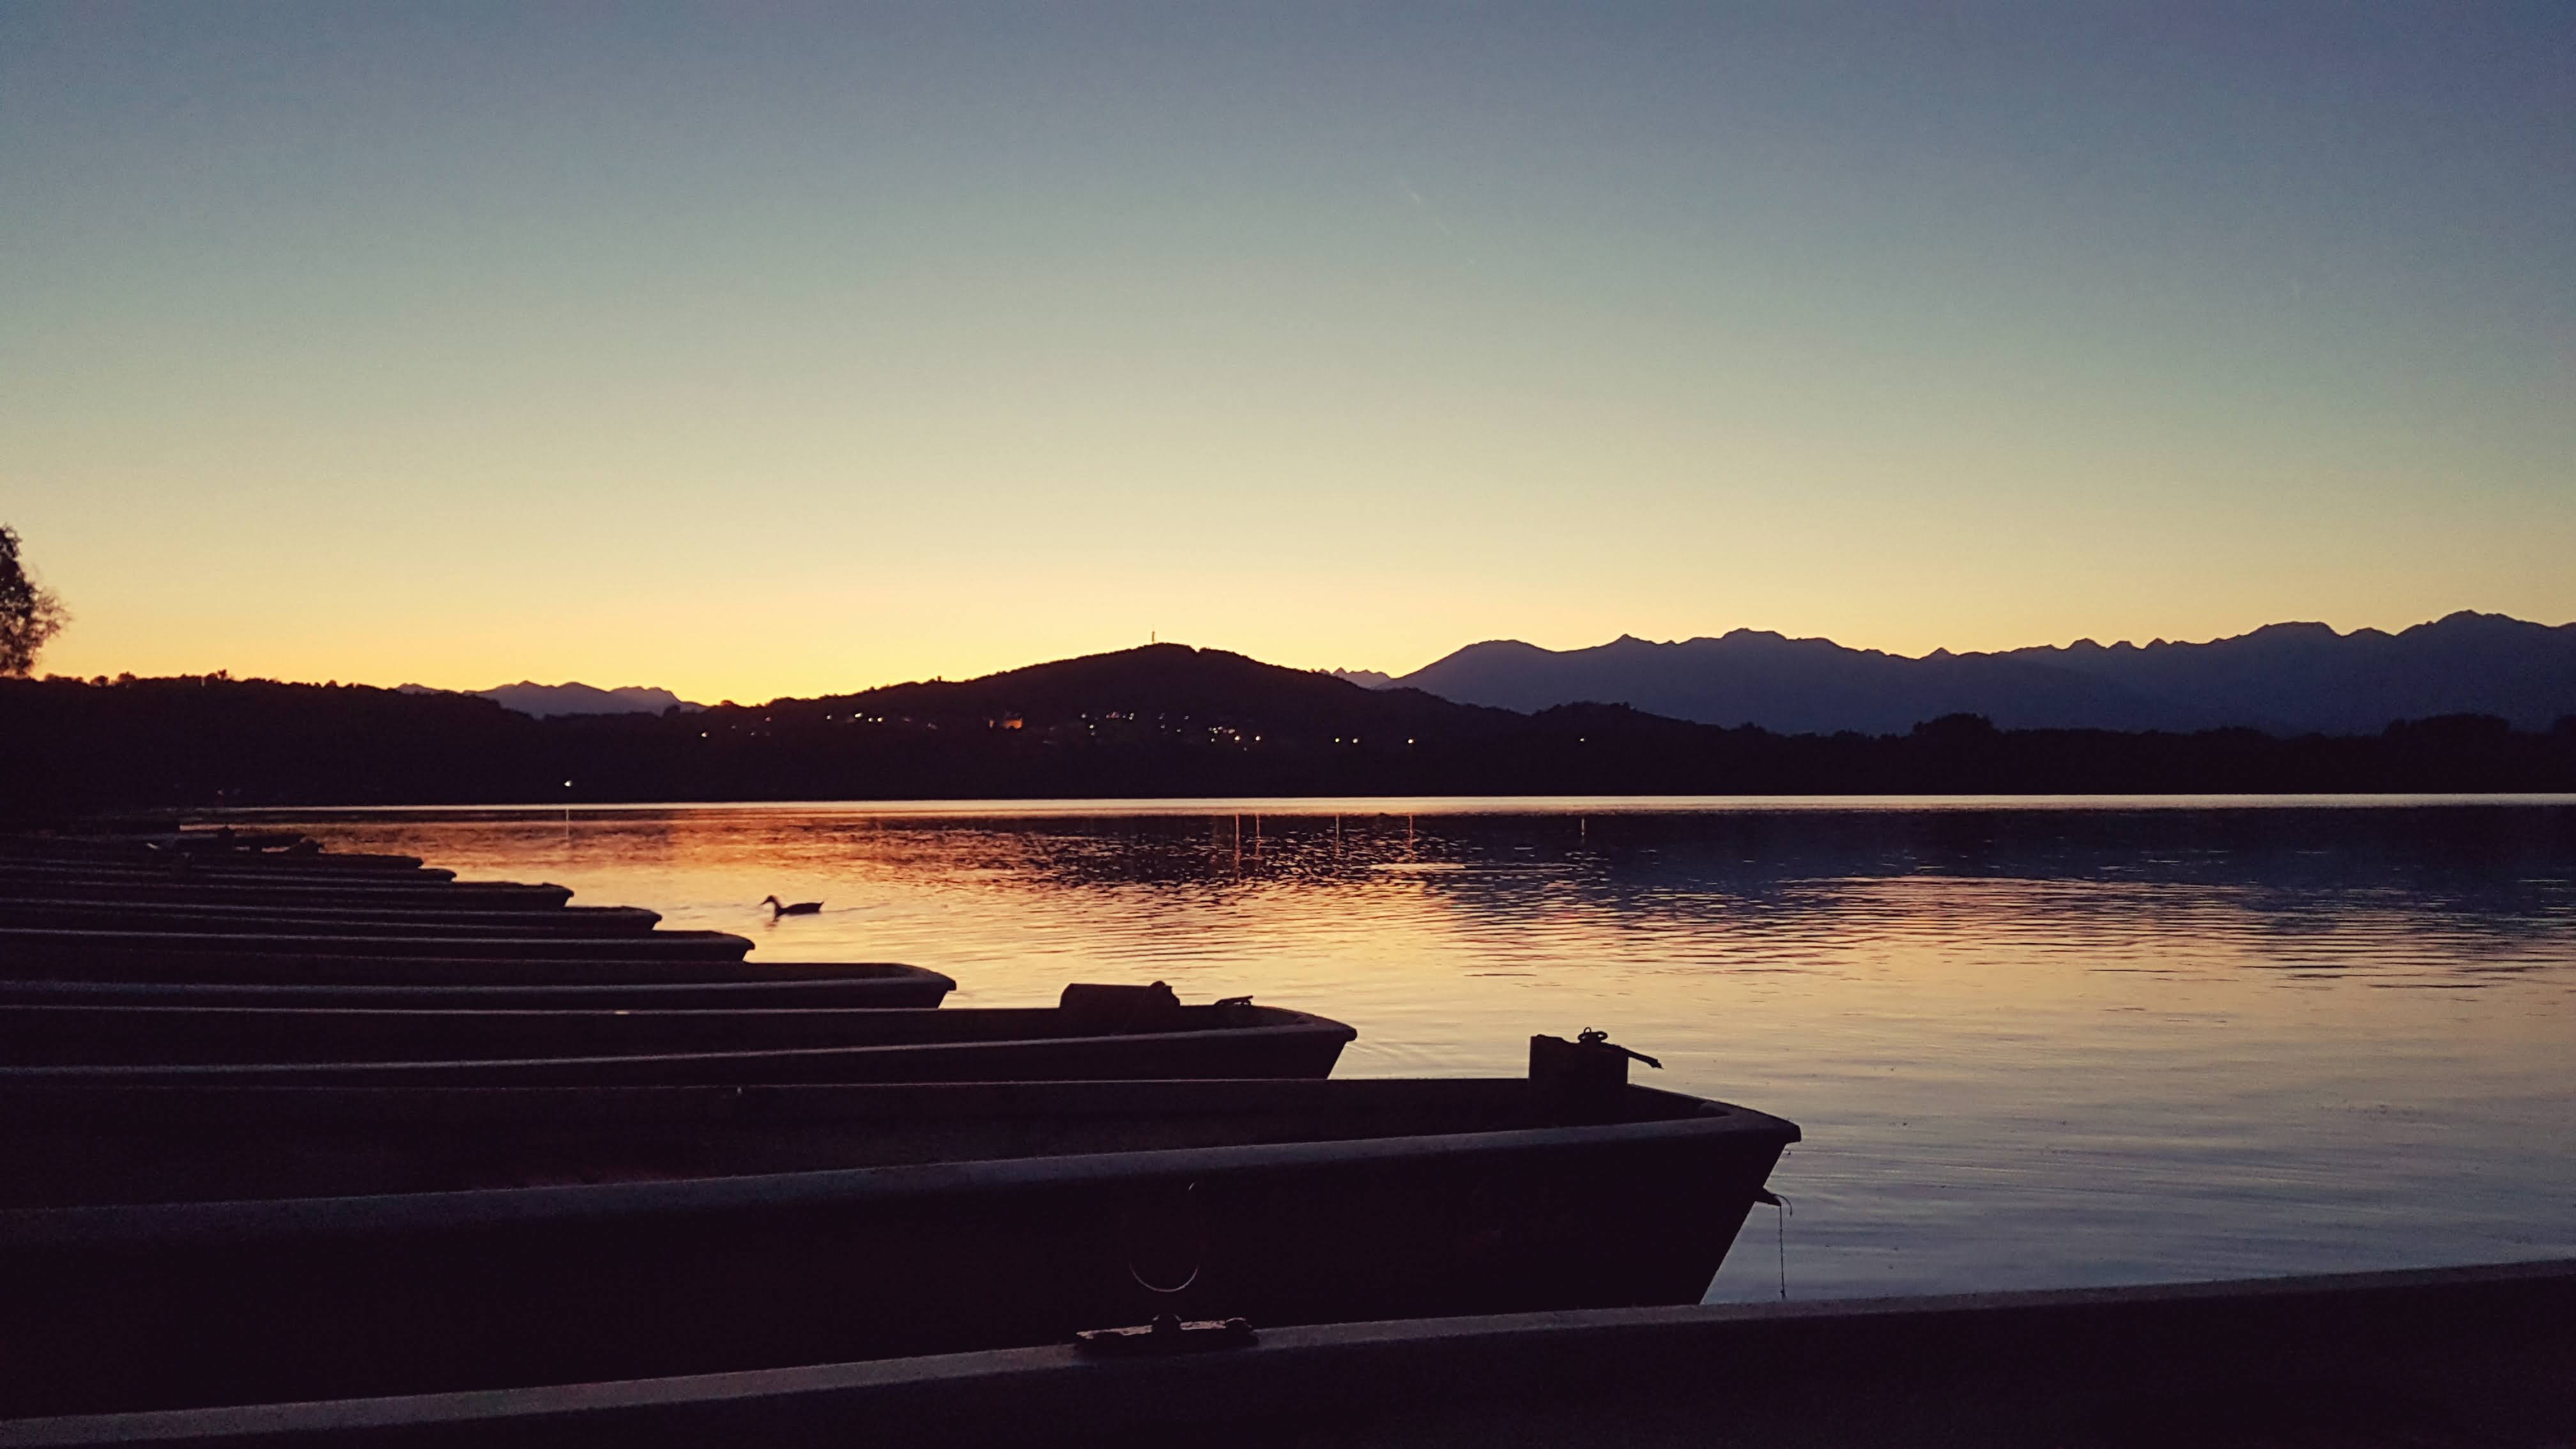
[399,611,2576,736]
[1387,612,2576,736]
[397,682,703,719]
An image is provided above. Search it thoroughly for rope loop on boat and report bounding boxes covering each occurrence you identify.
[1127,1179,1204,1296]
[1130,1260,1203,1296]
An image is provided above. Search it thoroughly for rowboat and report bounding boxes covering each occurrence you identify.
[0,849,551,887]
[0,860,464,890]
[0,900,663,936]
[0,1053,1795,1415]
[0,841,433,874]
[0,992,1354,1085]
[2,1260,2558,1446]
[0,946,942,990]
[0,972,956,1010]
[0,926,754,963]
[0,875,576,910]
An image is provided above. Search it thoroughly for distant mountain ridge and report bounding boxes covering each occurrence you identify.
[399,682,704,718]
[1392,612,2576,736]
[15,643,2576,816]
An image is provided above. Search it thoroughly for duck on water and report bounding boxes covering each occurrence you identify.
[762,895,822,919]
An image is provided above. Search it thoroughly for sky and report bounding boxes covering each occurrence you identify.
[5,3,2571,702]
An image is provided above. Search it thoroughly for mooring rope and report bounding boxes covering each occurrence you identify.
[1773,1191,1793,1301]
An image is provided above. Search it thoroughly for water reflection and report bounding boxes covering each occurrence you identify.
[267,798,2576,1301]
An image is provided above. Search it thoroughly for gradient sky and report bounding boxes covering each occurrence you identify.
[6,3,2571,701]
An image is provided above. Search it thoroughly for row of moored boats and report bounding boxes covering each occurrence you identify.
[0,828,1800,1440]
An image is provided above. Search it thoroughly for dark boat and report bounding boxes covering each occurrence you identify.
[0,875,576,911]
[0,925,754,963]
[0,840,434,874]
[0,1050,1795,1416]
[0,946,942,990]
[0,838,906,1001]
[0,971,956,1010]
[152,845,433,872]
[0,861,459,892]
[3,1260,2559,1447]
[0,992,1354,1085]
[0,830,321,859]
[0,859,461,890]
[0,899,662,936]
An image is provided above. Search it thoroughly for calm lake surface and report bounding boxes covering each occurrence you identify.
[265,796,2576,1303]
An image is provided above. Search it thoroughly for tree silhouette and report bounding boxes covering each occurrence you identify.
[0,526,69,677]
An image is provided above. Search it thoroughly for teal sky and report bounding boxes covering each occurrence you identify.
[6,3,2571,700]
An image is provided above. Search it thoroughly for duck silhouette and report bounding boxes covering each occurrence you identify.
[761,894,823,919]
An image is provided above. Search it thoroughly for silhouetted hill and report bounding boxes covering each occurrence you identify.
[803,645,1508,740]
[1395,613,2576,735]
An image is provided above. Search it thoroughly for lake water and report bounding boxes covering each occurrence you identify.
[264,795,2576,1304]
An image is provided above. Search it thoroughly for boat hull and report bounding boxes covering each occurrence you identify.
[1,1259,2562,1448]
[0,972,956,1009]
[0,900,661,936]
[0,874,574,911]
[0,947,942,988]
[0,1002,1354,1085]
[0,845,441,877]
[0,1078,1795,1416]
[0,926,753,963]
